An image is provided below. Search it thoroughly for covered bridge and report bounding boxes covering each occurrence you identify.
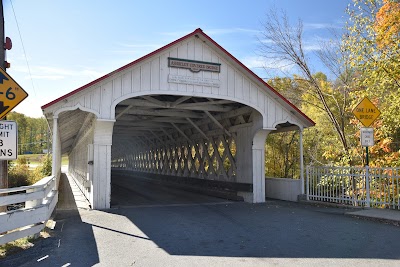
[41,29,314,209]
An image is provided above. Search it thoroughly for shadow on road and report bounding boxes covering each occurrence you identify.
[107,201,400,259]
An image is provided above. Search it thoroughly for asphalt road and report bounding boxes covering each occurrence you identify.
[2,174,400,267]
[110,172,231,207]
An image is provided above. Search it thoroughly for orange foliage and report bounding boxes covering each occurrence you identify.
[375,0,400,49]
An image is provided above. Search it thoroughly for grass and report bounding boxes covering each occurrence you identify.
[13,154,46,166]
[9,154,69,168]
[0,230,51,259]
[0,237,34,259]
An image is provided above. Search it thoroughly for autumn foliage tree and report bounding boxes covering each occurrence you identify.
[343,0,400,166]
[261,0,399,174]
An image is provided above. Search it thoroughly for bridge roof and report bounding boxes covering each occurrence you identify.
[41,28,314,126]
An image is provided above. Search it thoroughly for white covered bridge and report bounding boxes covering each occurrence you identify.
[42,29,314,209]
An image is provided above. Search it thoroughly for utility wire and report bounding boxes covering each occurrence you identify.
[9,0,36,96]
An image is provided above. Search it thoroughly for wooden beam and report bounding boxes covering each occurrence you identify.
[114,126,168,131]
[171,96,191,107]
[115,121,172,128]
[141,95,166,107]
[122,108,204,119]
[116,104,134,119]
[149,117,187,123]
[171,123,191,143]
[174,105,233,112]
[204,111,231,137]
[186,118,209,140]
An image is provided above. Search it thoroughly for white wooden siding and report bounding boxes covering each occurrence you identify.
[44,36,302,130]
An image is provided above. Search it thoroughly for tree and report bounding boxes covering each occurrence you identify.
[343,0,400,166]
[375,0,400,51]
[7,112,49,154]
[265,131,300,178]
[259,9,353,163]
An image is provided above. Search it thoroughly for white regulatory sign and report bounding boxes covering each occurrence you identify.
[0,120,18,160]
[360,127,374,147]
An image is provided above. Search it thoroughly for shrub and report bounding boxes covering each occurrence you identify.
[32,154,52,184]
[8,158,30,187]
[8,155,53,187]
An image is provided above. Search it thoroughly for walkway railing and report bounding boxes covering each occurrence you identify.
[0,175,58,245]
[306,166,400,209]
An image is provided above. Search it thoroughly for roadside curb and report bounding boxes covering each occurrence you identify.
[299,199,400,225]
[344,209,400,226]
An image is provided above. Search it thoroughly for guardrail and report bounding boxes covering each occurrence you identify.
[0,175,58,245]
[307,166,400,209]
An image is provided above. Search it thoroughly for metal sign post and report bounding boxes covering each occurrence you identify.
[352,97,380,166]
[352,98,381,208]
[360,127,374,166]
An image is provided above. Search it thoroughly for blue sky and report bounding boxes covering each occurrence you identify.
[4,0,350,117]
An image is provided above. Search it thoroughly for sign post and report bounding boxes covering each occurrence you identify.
[352,97,381,166]
[352,97,380,208]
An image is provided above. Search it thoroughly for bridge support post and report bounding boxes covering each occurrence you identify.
[299,128,304,195]
[51,116,61,187]
[91,120,114,209]
[252,129,270,203]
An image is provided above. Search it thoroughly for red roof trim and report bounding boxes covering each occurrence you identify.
[41,28,315,126]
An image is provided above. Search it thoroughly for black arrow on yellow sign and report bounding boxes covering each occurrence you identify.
[0,71,8,84]
[0,101,9,114]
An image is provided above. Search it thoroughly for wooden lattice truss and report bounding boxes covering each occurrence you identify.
[111,95,256,181]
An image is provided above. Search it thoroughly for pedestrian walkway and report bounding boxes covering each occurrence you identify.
[57,172,90,210]
[346,208,400,223]
[301,200,400,224]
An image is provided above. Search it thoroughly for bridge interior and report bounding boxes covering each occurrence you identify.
[110,94,259,205]
[54,95,293,205]
[51,93,304,208]
[52,94,303,207]
[113,95,249,179]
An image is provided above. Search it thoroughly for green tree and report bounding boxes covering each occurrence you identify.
[7,112,49,154]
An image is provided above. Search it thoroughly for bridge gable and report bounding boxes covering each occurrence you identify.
[42,29,314,129]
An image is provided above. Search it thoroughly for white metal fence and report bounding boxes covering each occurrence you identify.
[306,166,400,209]
[0,176,58,245]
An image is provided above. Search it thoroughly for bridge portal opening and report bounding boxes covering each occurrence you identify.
[110,94,256,206]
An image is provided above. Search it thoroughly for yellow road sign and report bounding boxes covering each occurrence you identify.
[352,97,381,127]
[0,68,28,119]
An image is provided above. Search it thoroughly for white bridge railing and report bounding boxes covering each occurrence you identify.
[306,166,400,209]
[0,176,58,245]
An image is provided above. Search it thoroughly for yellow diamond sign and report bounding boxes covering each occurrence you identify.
[0,68,28,119]
[352,97,380,127]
